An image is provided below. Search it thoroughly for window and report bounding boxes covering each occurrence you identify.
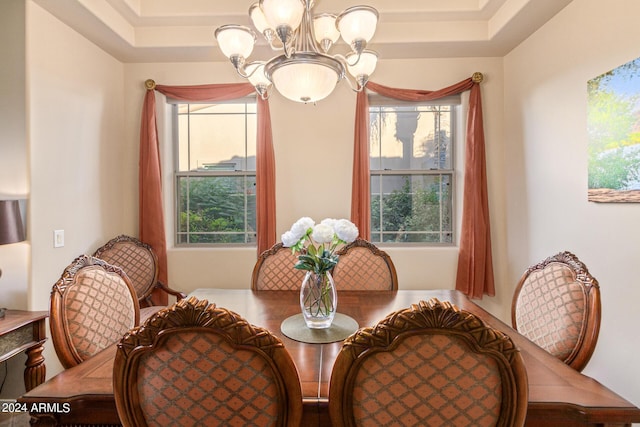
[174,101,257,245]
[369,99,457,244]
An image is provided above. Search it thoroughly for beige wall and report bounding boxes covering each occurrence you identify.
[28,0,130,308]
[504,0,640,408]
[124,57,508,318]
[0,1,133,397]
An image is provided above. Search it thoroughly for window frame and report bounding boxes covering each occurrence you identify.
[171,98,258,247]
[368,95,460,246]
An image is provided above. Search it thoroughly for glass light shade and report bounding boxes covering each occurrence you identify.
[313,14,340,44]
[246,63,271,88]
[260,0,304,30]
[346,50,378,78]
[215,25,256,59]
[266,53,344,103]
[336,6,378,44]
[249,3,272,34]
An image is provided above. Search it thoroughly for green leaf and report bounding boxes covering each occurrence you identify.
[307,244,317,257]
[294,261,313,271]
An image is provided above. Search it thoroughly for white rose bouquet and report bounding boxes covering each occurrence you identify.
[281,217,359,274]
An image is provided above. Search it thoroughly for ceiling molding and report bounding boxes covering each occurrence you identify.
[33,0,573,63]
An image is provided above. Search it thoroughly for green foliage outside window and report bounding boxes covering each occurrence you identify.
[371,176,452,243]
[177,176,256,244]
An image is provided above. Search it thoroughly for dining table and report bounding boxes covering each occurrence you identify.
[19,288,640,426]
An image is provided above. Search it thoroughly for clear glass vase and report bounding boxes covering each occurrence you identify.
[300,270,337,329]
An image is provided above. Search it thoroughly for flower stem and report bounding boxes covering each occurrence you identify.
[302,272,334,317]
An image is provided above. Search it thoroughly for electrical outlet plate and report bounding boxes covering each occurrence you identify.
[54,230,64,248]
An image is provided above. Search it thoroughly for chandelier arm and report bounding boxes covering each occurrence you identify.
[275,25,297,58]
[233,60,268,79]
[267,38,285,52]
[334,53,362,68]
[262,29,284,52]
[283,40,294,58]
[342,73,367,93]
[255,85,270,100]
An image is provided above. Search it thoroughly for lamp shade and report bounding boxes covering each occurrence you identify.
[313,13,340,44]
[249,3,272,34]
[346,50,378,79]
[265,53,344,103]
[215,25,256,59]
[336,6,378,45]
[260,0,304,30]
[0,200,25,245]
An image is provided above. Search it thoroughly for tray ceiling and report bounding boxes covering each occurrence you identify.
[33,0,573,62]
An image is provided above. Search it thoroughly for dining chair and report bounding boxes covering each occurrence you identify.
[331,238,398,290]
[512,251,601,372]
[329,298,528,427]
[252,242,306,290]
[114,297,303,427]
[50,254,140,369]
[93,235,186,308]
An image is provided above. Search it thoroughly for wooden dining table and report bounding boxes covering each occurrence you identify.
[19,289,640,426]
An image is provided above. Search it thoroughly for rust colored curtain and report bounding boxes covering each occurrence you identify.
[351,90,371,240]
[256,96,277,254]
[354,76,494,298]
[139,82,276,303]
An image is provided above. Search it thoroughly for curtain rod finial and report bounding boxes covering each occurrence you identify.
[472,72,484,83]
[145,79,156,90]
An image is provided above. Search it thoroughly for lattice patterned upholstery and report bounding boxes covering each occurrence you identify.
[330,299,528,427]
[252,243,306,290]
[65,269,137,360]
[94,239,155,298]
[353,335,502,426]
[512,252,601,371]
[93,235,185,307]
[137,332,280,426]
[332,239,398,290]
[114,297,303,427]
[515,264,586,361]
[50,255,139,368]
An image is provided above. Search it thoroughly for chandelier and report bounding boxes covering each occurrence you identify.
[215,0,379,103]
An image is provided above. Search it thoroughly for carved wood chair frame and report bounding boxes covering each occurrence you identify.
[93,234,185,307]
[114,297,303,427]
[50,255,140,368]
[329,298,528,427]
[511,251,601,372]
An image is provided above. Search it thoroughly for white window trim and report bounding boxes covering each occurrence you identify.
[368,95,461,246]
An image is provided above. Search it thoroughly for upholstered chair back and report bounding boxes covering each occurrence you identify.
[50,255,139,368]
[94,235,156,300]
[512,251,601,371]
[329,298,528,427]
[252,242,306,290]
[331,239,398,290]
[114,297,303,427]
[93,235,185,308]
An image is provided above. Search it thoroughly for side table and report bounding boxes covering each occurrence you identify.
[0,310,48,391]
